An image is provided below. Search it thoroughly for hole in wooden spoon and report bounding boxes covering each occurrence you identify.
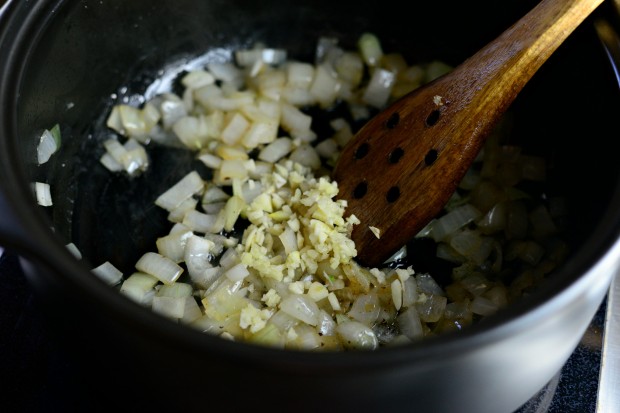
[386,112,400,129]
[389,147,404,164]
[355,143,370,159]
[386,186,400,203]
[425,149,438,165]
[426,109,440,126]
[353,181,368,199]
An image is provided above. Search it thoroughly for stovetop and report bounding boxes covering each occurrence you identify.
[0,247,606,412]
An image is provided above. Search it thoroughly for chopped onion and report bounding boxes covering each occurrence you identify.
[155,171,204,211]
[279,295,320,326]
[258,137,292,163]
[225,263,250,282]
[120,272,158,304]
[309,64,341,108]
[135,252,184,284]
[92,261,123,286]
[397,307,424,340]
[357,32,383,67]
[65,242,82,260]
[362,68,396,108]
[184,235,215,280]
[34,182,52,207]
[335,320,378,350]
[416,294,447,323]
[81,32,569,351]
[37,127,59,165]
[470,295,499,316]
[152,296,186,319]
[348,292,381,325]
[430,204,481,242]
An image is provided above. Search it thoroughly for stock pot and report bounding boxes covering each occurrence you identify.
[1,0,620,411]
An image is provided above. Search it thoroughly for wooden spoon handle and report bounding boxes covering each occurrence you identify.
[333,0,604,268]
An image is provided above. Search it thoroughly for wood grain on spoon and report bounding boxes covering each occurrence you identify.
[332,0,604,268]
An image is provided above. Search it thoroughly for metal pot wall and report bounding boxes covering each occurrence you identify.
[1,0,620,412]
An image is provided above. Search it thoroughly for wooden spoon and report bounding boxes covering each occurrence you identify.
[332,0,604,268]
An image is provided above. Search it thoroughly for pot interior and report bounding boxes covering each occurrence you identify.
[8,0,620,337]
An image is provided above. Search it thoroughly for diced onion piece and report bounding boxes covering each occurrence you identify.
[449,230,494,265]
[155,171,204,211]
[471,295,499,316]
[430,204,482,242]
[172,116,208,149]
[362,68,396,108]
[117,104,154,138]
[37,128,59,165]
[309,64,341,108]
[182,296,203,323]
[529,205,557,238]
[279,295,320,326]
[280,103,312,137]
[397,307,424,340]
[288,145,321,170]
[102,138,127,164]
[225,263,250,282]
[316,310,337,337]
[307,282,329,302]
[416,294,447,323]
[207,62,243,84]
[183,209,224,234]
[135,252,183,284]
[202,185,230,205]
[335,320,378,350]
[401,276,418,308]
[184,235,215,280]
[315,138,338,160]
[287,62,315,88]
[335,52,364,87]
[65,242,82,260]
[156,229,192,263]
[167,197,198,223]
[460,273,491,296]
[182,70,215,89]
[152,296,186,319]
[120,272,158,303]
[157,282,193,298]
[416,273,445,296]
[198,152,223,169]
[34,182,52,207]
[121,138,149,175]
[158,93,188,130]
[477,202,508,235]
[357,32,383,67]
[223,195,246,231]
[348,293,380,325]
[100,153,123,172]
[92,261,123,286]
[241,120,279,149]
[220,112,250,145]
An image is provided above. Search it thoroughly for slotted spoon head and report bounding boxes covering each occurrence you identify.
[332,0,604,268]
